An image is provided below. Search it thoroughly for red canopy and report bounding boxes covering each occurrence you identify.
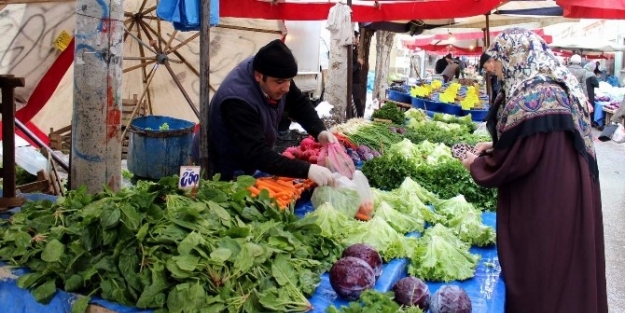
[417,45,483,56]
[220,0,503,22]
[557,0,625,19]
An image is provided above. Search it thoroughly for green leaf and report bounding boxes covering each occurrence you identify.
[135,223,150,242]
[207,201,231,221]
[32,279,57,304]
[136,264,169,308]
[41,239,64,263]
[64,274,84,292]
[166,259,193,279]
[235,175,256,188]
[16,272,45,289]
[166,282,207,313]
[101,208,121,229]
[209,248,232,263]
[121,204,143,230]
[14,231,32,248]
[174,255,200,272]
[71,296,90,313]
[271,255,298,287]
[178,232,204,255]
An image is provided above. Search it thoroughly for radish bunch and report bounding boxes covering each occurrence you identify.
[281,137,322,164]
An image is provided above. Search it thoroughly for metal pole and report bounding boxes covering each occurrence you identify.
[71,0,124,193]
[15,119,70,172]
[346,0,353,120]
[199,0,211,178]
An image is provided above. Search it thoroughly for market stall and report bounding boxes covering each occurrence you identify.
[0,105,504,313]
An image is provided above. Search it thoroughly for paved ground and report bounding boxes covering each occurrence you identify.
[594,132,625,312]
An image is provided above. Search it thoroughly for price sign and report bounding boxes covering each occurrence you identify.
[179,166,201,190]
[53,30,72,52]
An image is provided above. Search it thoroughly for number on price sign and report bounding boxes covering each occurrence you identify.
[179,166,201,190]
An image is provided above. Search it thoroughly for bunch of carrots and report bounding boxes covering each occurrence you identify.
[248,177,315,210]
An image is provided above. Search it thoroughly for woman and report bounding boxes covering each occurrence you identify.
[462,28,608,313]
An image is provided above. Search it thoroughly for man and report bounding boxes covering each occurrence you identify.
[584,62,600,113]
[435,53,452,74]
[479,52,501,103]
[197,39,337,186]
[441,57,459,83]
[567,54,594,101]
[352,31,365,117]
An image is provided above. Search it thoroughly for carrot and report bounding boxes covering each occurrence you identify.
[248,186,261,195]
[355,212,371,221]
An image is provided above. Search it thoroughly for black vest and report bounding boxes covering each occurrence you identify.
[207,57,287,179]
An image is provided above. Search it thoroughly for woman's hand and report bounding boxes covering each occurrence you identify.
[474,142,493,154]
[462,152,478,170]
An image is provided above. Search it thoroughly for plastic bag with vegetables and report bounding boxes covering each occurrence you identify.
[352,171,374,221]
[318,142,356,179]
[311,185,361,218]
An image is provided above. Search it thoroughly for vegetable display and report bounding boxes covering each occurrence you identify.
[0,177,343,313]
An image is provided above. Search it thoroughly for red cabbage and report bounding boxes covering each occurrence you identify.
[392,276,430,309]
[430,285,472,313]
[329,257,376,300]
[342,243,383,278]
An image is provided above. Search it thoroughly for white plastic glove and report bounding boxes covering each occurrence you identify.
[318,130,337,145]
[308,164,335,186]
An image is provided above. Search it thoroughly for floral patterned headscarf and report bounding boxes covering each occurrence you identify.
[486,27,589,118]
[485,27,597,178]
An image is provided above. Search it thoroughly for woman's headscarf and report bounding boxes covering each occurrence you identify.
[485,27,597,178]
[486,28,588,113]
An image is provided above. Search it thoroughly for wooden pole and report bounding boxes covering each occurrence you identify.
[71,0,124,193]
[199,0,211,178]
[484,13,493,106]
[0,75,24,206]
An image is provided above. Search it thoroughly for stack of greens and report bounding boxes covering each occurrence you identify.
[0,176,343,313]
[362,139,497,210]
[371,102,405,125]
[404,109,489,147]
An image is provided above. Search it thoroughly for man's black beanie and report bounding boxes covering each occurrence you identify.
[479,52,492,72]
[253,39,298,79]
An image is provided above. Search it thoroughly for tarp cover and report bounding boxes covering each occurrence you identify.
[220,0,503,22]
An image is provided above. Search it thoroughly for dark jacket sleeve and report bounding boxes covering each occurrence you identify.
[470,133,547,188]
[587,76,599,88]
[284,80,327,141]
[221,99,312,178]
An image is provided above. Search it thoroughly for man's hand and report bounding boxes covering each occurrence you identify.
[474,142,493,154]
[358,58,364,66]
[308,164,335,186]
[318,130,337,145]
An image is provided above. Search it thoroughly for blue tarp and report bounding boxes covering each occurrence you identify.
[156,0,219,31]
[0,194,505,313]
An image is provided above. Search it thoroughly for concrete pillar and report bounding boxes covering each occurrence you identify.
[71,0,124,193]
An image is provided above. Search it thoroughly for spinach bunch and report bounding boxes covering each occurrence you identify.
[371,102,406,125]
[0,176,342,313]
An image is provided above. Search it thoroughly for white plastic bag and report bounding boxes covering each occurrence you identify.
[612,124,625,144]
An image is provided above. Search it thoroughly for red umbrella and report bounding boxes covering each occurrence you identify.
[556,0,625,19]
